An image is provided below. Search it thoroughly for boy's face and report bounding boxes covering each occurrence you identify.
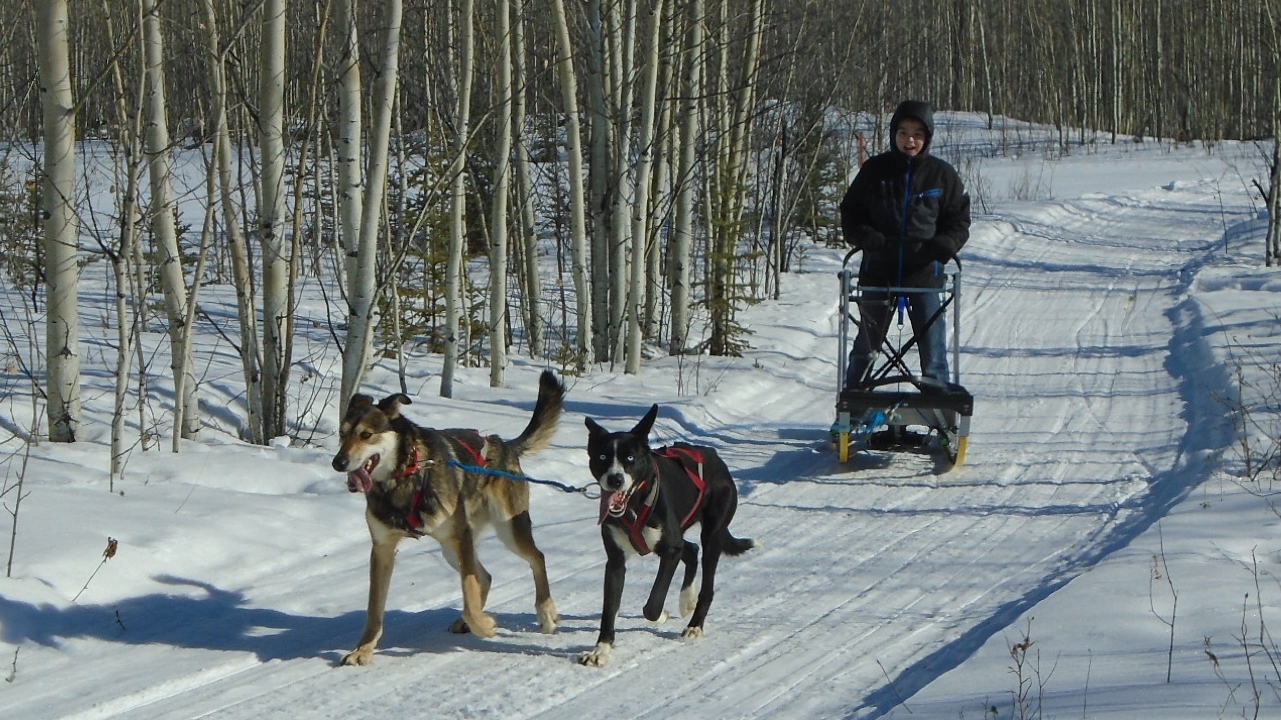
[895,118,928,157]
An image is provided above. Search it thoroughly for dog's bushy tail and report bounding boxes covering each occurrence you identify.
[507,369,566,457]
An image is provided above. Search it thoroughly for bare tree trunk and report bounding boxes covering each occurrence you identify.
[584,0,613,361]
[607,1,637,365]
[336,0,366,403]
[669,0,703,356]
[708,0,763,356]
[626,0,664,374]
[489,0,513,387]
[442,0,475,398]
[36,0,81,442]
[258,0,290,438]
[511,0,544,358]
[646,20,677,340]
[1265,87,1275,266]
[199,0,264,444]
[142,0,201,442]
[342,0,402,402]
[551,0,592,368]
[102,1,143,479]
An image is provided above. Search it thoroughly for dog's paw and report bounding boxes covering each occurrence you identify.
[536,600,559,633]
[340,648,374,666]
[648,608,669,624]
[681,625,705,640]
[579,643,612,667]
[465,611,498,638]
[679,586,697,617]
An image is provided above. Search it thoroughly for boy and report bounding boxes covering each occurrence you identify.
[840,99,971,390]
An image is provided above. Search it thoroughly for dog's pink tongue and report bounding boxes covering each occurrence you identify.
[598,492,612,524]
[347,467,373,494]
[597,490,626,524]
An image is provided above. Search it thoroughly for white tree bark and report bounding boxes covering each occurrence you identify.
[36,0,81,442]
[102,0,142,475]
[341,0,402,403]
[258,0,289,438]
[441,0,476,398]
[335,0,366,403]
[489,0,513,387]
[625,0,664,374]
[551,0,593,368]
[511,0,544,357]
[585,0,613,360]
[199,0,264,444]
[607,0,637,364]
[142,0,201,441]
[669,0,704,356]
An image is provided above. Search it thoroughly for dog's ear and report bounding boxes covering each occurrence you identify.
[377,393,412,418]
[585,416,606,437]
[632,404,659,439]
[343,393,375,417]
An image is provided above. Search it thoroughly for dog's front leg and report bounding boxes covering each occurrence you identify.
[642,535,685,623]
[581,532,627,667]
[342,534,400,666]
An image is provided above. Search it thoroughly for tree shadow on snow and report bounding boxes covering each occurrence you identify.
[0,574,560,663]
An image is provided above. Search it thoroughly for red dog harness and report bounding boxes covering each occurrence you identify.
[400,438,487,533]
[613,444,708,555]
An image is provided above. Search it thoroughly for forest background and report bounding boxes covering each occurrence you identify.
[6,0,1281,458]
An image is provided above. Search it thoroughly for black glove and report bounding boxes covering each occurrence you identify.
[858,231,888,253]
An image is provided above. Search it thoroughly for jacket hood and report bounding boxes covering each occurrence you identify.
[889,100,935,154]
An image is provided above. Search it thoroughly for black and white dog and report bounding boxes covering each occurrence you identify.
[580,404,755,667]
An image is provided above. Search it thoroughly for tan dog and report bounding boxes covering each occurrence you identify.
[331,370,565,666]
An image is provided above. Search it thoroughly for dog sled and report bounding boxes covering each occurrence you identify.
[832,250,973,468]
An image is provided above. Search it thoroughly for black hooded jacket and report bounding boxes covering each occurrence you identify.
[839,100,971,288]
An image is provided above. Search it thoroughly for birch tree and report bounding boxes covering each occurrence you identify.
[511,0,544,358]
[333,0,363,404]
[625,0,664,374]
[340,0,403,403]
[489,0,513,387]
[551,0,592,368]
[584,0,613,361]
[708,0,763,356]
[142,0,201,440]
[36,0,81,442]
[199,0,264,444]
[607,1,637,364]
[441,0,475,398]
[101,0,144,480]
[669,0,704,356]
[258,0,289,438]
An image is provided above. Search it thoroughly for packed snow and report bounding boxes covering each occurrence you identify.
[2,116,1280,719]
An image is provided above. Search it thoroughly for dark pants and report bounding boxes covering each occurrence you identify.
[845,288,948,389]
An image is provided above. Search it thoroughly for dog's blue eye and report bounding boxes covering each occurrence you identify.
[626,455,634,462]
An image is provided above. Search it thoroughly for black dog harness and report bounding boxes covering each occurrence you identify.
[613,444,708,555]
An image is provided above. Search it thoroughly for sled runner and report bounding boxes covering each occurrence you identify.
[832,251,973,467]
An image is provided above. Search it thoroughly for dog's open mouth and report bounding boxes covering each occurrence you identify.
[597,486,634,524]
[346,455,379,494]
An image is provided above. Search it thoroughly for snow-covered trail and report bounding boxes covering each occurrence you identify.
[3,176,1237,720]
